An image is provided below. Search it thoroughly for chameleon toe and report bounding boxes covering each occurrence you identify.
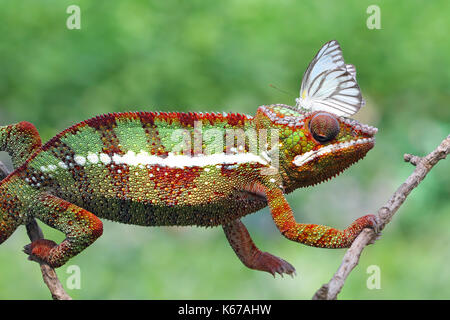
[253,251,296,278]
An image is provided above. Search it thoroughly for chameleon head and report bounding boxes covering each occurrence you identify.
[286,110,377,188]
[255,104,377,190]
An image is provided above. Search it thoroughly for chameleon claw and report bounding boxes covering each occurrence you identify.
[252,251,296,278]
[368,231,382,245]
[360,214,383,244]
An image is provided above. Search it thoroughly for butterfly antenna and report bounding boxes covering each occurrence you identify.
[269,84,296,98]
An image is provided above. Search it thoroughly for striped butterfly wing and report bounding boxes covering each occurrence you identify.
[345,64,366,106]
[345,64,357,79]
[295,40,364,116]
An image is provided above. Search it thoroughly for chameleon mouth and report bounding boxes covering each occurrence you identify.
[292,137,375,167]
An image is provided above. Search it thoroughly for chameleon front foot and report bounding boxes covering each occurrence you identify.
[23,239,58,267]
[251,251,296,278]
[350,214,382,243]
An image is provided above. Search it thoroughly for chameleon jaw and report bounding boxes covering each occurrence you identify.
[292,137,375,167]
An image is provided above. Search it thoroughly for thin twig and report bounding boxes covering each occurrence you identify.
[0,162,72,300]
[313,134,450,300]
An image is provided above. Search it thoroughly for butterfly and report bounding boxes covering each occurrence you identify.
[295,40,365,117]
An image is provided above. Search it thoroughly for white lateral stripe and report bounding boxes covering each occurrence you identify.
[111,150,269,168]
[99,153,111,164]
[74,155,86,166]
[87,152,99,164]
[38,150,270,173]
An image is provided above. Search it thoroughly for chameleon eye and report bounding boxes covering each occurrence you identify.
[309,112,340,143]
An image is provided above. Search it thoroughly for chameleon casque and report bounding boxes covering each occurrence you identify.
[0,40,379,278]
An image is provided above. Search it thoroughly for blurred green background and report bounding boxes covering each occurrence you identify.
[0,0,449,299]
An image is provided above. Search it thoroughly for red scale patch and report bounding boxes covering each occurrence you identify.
[147,165,200,205]
[107,164,131,199]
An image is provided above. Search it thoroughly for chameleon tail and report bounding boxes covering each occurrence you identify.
[0,121,42,169]
[0,121,41,244]
[0,175,26,245]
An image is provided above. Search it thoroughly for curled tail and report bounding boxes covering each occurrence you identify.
[0,121,42,169]
[0,178,24,244]
[0,121,42,244]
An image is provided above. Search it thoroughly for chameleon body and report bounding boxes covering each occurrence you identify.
[0,104,378,276]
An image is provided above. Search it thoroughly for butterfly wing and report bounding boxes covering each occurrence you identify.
[345,64,357,79]
[344,63,366,106]
[296,40,364,117]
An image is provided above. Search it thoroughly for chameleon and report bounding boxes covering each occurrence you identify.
[0,40,379,277]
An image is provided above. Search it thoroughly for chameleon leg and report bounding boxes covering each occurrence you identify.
[265,186,379,248]
[24,192,103,268]
[223,219,296,277]
[0,122,42,169]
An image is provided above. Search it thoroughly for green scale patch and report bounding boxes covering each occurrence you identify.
[114,119,149,154]
[59,126,104,157]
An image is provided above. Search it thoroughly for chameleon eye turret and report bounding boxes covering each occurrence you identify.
[308,112,340,143]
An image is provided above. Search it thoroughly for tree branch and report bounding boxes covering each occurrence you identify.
[0,163,72,300]
[313,134,450,300]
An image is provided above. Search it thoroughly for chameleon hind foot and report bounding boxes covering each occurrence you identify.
[23,239,58,266]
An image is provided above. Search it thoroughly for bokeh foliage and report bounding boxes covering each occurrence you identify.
[0,0,449,299]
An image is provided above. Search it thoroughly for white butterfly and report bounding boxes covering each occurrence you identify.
[295,40,365,117]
